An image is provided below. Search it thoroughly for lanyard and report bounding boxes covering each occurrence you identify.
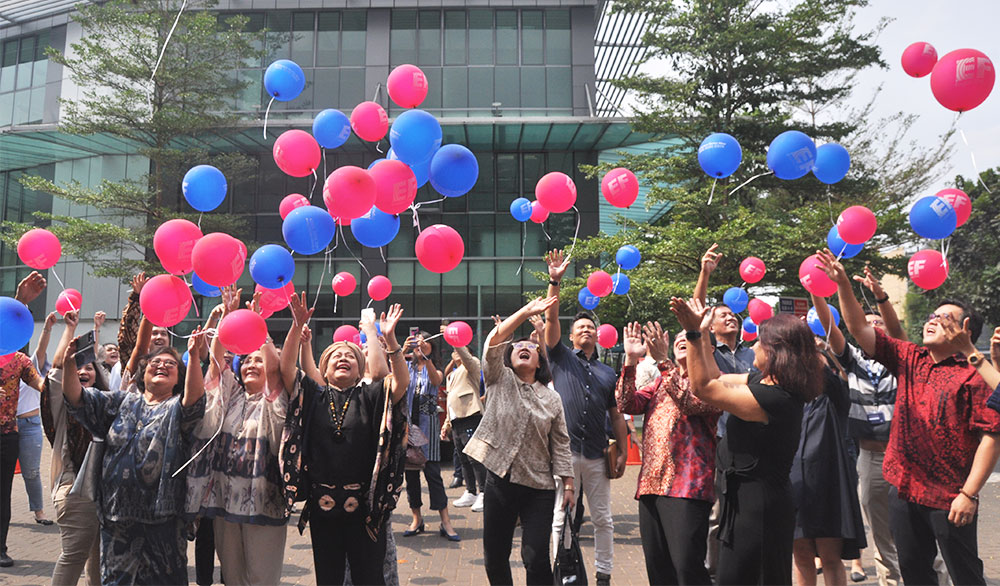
[864,362,881,406]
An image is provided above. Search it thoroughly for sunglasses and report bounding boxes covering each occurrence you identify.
[512,341,539,352]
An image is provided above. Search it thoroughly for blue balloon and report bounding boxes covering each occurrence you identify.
[615,245,641,270]
[812,143,851,184]
[232,355,241,374]
[611,273,631,295]
[191,273,222,297]
[312,109,352,149]
[766,130,817,180]
[263,59,305,102]
[182,165,227,212]
[181,350,190,367]
[909,195,957,240]
[367,158,386,171]
[510,197,532,222]
[698,133,742,178]
[742,316,757,334]
[723,287,749,314]
[351,207,401,248]
[578,288,600,310]
[0,296,34,355]
[249,244,296,289]
[389,109,442,165]
[826,225,863,259]
[807,306,842,337]
[430,144,478,197]
[386,148,433,187]
[282,205,335,255]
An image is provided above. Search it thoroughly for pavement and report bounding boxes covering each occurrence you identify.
[5,442,1000,585]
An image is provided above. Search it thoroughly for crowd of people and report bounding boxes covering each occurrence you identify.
[2,243,1000,586]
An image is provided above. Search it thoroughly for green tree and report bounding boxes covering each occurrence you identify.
[558,0,952,329]
[905,168,1000,342]
[2,0,266,280]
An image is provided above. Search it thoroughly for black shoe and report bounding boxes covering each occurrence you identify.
[851,570,866,582]
[439,526,461,542]
[402,522,425,537]
[34,517,54,526]
[0,552,13,567]
[448,477,464,489]
[596,572,611,585]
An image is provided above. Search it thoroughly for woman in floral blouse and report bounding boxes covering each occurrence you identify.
[616,321,720,585]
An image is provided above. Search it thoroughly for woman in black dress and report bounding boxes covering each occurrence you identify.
[671,298,823,585]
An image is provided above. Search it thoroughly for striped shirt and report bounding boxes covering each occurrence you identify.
[837,342,895,443]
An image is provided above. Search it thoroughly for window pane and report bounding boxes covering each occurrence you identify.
[417,10,441,66]
[317,13,341,66]
[0,65,14,93]
[390,10,417,67]
[546,10,572,65]
[468,67,493,111]
[12,90,30,124]
[441,264,469,318]
[313,68,338,108]
[495,66,520,109]
[267,12,291,60]
[468,10,493,65]
[495,261,523,316]
[496,11,518,65]
[469,152,494,211]
[291,13,315,67]
[421,66,441,111]
[15,62,31,90]
[341,12,366,66]
[522,153,544,194]
[522,11,543,65]
[521,67,545,109]
[444,11,466,66]
[546,67,572,109]
[496,153,518,193]
[469,215,494,256]
[441,67,467,115]
[339,68,365,110]
[18,37,35,64]
[0,93,13,126]
[31,59,46,87]
[35,31,49,61]
[28,86,44,122]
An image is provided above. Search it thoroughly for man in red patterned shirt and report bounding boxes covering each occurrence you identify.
[818,249,1000,585]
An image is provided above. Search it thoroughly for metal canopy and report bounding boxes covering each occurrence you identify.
[0,0,82,29]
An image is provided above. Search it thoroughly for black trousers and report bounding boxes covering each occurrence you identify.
[194,516,218,585]
[716,477,795,585]
[1,432,19,555]
[452,415,487,495]
[310,508,387,585]
[405,460,448,511]
[482,471,554,585]
[639,495,713,585]
[889,486,984,585]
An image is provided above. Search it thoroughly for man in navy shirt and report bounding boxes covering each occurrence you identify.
[544,249,628,586]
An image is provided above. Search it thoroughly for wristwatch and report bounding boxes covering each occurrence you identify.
[968,351,986,368]
[549,280,560,287]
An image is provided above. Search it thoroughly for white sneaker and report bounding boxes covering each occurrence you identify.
[470,492,485,512]
[453,491,477,508]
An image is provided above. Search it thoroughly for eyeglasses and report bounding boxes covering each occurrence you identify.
[868,319,886,326]
[925,313,955,324]
[148,359,179,369]
[512,341,539,352]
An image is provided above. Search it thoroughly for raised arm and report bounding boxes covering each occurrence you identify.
[61,334,85,407]
[380,303,408,404]
[543,249,570,350]
[943,318,1000,393]
[810,293,846,355]
[497,296,560,346]
[92,311,106,348]
[33,311,57,367]
[125,316,153,377]
[282,292,314,392]
[816,249,876,356]
[52,311,80,369]
[201,303,225,362]
[117,271,147,368]
[361,309,388,382]
[453,345,481,388]
[15,271,46,304]
[854,265,907,341]
[183,327,209,408]
[694,243,721,304]
[298,325,324,386]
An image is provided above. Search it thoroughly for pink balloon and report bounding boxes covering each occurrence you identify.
[908,249,949,290]
[529,200,549,224]
[739,257,766,284]
[535,172,577,214]
[333,324,360,343]
[747,298,773,324]
[836,206,877,244]
[387,64,429,109]
[336,216,351,226]
[191,233,246,287]
[55,289,82,315]
[742,328,758,342]
[370,160,418,215]
[930,49,995,112]
[273,130,321,178]
[443,321,473,347]
[256,282,295,313]
[153,219,203,275]
[587,271,614,298]
[935,188,971,227]
[597,324,618,349]
[350,101,389,142]
[901,42,938,78]
[367,275,392,301]
[323,166,377,220]
[218,309,268,355]
[415,224,464,273]
[279,193,311,220]
[17,228,61,270]
[601,168,638,208]
[139,274,192,327]
[260,308,275,320]
[332,272,357,296]
[799,254,839,297]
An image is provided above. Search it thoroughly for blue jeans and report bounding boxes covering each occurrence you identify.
[17,415,45,512]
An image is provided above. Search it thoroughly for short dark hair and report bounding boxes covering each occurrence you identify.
[863,308,881,317]
[135,347,186,396]
[936,298,983,343]
[572,311,596,329]
[502,337,552,385]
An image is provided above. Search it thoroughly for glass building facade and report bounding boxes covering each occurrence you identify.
[1,0,655,353]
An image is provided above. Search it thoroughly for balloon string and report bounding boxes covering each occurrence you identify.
[197,213,203,230]
[826,187,836,228]
[379,246,386,264]
[958,127,992,194]
[366,298,374,309]
[707,178,717,206]
[185,277,201,319]
[421,332,443,342]
[540,223,552,241]
[148,0,188,114]
[308,168,319,200]
[50,268,76,312]
[173,354,226,478]
[166,326,218,340]
[728,171,773,196]
[263,96,275,140]
[626,293,634,315]
[515,223,527,276]
[567,205,581,258]
[322,148,327,183]
[409,197,446,234]
[312,249,331,310]
[333,293,339,314]
[338,223,370,277]
[375,141,384,155]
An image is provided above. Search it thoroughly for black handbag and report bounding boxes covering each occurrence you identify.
[553,504,587,585]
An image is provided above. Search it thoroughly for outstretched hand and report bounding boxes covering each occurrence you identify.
[853,265,886,298]
[131,272,148,295]
[15,271,46,304]
[815,249,850,287]
[938,314,977,356]
[670,297,709,332]
[524,296,559,316]
[544,249,570,282]
[642,321,670,363]
[188,326,209,355]
[380,303,403,337]
[701,243,722,275]
[64,310,80,328]
[221,285,242,315]
[93,311,106,330]
[289,291,314,326]
[623,322,645,361]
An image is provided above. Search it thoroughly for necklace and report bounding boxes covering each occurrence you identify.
[328,386,357,442]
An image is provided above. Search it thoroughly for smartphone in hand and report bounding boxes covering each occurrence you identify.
[74,330,96,368]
